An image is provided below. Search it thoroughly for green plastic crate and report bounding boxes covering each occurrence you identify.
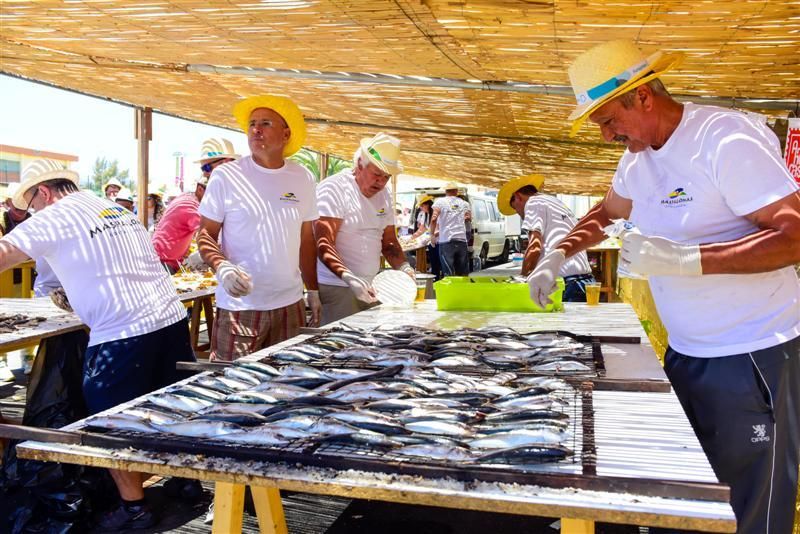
[434,276,565,312]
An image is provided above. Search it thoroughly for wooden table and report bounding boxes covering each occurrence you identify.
[0,288,216,355]
[16,302,735,533]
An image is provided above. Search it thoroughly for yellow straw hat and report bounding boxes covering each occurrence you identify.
[359,133,402,176]
[418,195,434,205]
[232,94,306,157]
[496,174,545,216]
[12,159,79,210]
[194,138,241,164]
[567,40,684,137]
[103,177,123,193]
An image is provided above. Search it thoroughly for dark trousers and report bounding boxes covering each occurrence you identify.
[439,240,469,276]
[665,336,800,534]
[562,273,595,302]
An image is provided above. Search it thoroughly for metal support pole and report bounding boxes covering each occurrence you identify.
[134,107,152,228]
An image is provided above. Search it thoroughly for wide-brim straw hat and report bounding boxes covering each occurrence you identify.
[359,133,402,176]
[12,159,79,210]
[194,138,241,164]
[443,181,460,191]
[232,95,306,157]
[115,188,134,203]
[497,174,545,216]
[567,40,684,137]
[418,194,434,205]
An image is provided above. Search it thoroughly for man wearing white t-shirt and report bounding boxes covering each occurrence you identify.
[528,40,800,532]
[429,183,472,276]
[0,160,194,531]
[315,133,415,325]
[497,173,595,301]
[197,95,321,361]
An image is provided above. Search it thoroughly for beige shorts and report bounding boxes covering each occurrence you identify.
[210,300,305,362]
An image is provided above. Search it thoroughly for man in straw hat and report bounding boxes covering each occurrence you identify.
[315,132,415,325]
[429,182,472,276]
[154,138,239,273]
[527,39,800,532]
[497,174,594,301]
[0,159,195,530]
[0,183,31,236]
[114,187,135,212]
[197,95,321,360]
[103,177,123,200]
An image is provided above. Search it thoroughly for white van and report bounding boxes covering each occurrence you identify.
[408,188,515,268]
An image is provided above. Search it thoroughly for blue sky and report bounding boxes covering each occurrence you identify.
[0,74,248,190]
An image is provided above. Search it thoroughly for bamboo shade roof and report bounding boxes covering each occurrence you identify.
[2,1,798,194]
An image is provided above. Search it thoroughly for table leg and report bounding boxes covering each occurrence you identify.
[189,299,202,353]
[561,517,594,533]
[203,297,214,344]
[250,485,288,534]
[212,481,245,534]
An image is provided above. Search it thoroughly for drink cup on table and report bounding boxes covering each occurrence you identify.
[415,278,427,301]
[585,282,601,306]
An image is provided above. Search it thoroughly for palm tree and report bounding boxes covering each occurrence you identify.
[290,149,351,181]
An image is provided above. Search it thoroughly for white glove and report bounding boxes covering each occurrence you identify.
[306,289,321,327]
[341,271,378,304]
[184,251,206,270]
[621,234,702,276]
[527,249,566,309]
[49,287,73,313]
[215,261,253,297]
[398,262,416,281]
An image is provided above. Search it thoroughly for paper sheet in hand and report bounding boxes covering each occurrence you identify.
[372,270,416,307]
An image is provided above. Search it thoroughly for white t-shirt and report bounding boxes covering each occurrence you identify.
[199,156,318,311]
[521,194,591,277]
[433,196,470,243]
[612,102,800,357]
[33,258,60,297]
[316,169,394,287]
[2,192,185,346]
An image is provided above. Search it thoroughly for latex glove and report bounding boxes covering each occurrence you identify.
[306,289,321,327]
[184,251,206,270]
[527,249,566,309]
[397,262,416,281]
[621,234,702,276]
[342,271,378,304]
[215,261,253,297]
[49,287,73,313]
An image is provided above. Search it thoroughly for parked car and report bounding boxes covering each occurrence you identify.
[408,187,516,268]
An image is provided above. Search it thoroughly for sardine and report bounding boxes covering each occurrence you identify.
[149,393,213,412]
[530,360,591,373]
[469,428,568,449]
[403,420,473,437]
[475,444,572,464]
[237,360,281,376]
[430,356,481,367]
[223,391,282,404]
[169,384,227,403]
[215,428,294,446]
[85,415,158,434]
[223,367,266,386]
[395,444,474,462]
[150,420,244,438]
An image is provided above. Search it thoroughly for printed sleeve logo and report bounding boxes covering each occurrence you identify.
[661,187,693,207]
[280,192,299,203]
[751,424,770,443]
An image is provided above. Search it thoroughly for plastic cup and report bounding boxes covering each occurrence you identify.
[415,278,427,301]
[585,282,601,306]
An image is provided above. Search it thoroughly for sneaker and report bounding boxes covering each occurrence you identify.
[96,501,156,531]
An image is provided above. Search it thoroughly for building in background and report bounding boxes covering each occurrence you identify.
[0,144,78,197]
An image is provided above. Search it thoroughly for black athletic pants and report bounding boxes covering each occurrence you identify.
[664,335,800,534]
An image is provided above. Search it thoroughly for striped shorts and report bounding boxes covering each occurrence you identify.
[210,300,306,362]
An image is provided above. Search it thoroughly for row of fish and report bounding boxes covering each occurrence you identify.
[267,325,593,374]
[85,355,578,466]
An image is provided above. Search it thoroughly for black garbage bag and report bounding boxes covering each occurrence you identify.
[0,330,118,533]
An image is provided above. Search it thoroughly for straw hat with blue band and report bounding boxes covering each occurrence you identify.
[232,95,307,157]
[567,40,684,137]
[359,133,402,176]
[497,174,545,216]
[194,138,240,164]
[12,159,80,210]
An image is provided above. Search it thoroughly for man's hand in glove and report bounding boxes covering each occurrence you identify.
[398,262,416,281]
[621,234,702,276]
[215,261,253,297]
[342,271,378,304]
[527,249,566,309]
[184,251,206,270]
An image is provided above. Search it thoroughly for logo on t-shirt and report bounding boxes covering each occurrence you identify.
[280,192,299,203]
[98,206,128,220]
[661,187,693,207]
[377,208,387,217]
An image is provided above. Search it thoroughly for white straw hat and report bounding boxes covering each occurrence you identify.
[567,40,683,137]
[194,138,241,164]
[12,159,79,210]
[359,133,402,176]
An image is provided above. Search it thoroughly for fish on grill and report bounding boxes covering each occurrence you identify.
[475,444,572,464]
